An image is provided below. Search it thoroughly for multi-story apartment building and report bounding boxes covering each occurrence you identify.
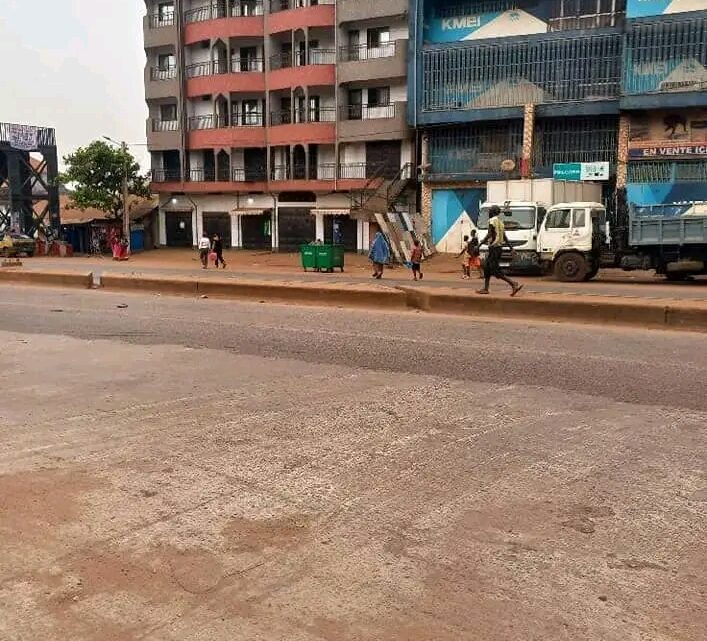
[409,0,706,252]
[143,0,412,251]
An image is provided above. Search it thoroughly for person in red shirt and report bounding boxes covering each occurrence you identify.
[410,239,423,281]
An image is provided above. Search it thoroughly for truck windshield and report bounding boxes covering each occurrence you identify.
[478,207,536,230]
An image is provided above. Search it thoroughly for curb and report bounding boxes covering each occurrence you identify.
[0,269,93,289]
[101,274,408,310]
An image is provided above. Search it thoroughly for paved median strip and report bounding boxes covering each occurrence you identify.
[2,269,706,332]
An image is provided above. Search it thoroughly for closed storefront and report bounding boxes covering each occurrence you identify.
[202,212,231,247]
[324,215,357,251]
[165,211,193,247]
[278,208,316,251]
[241,212,272,250]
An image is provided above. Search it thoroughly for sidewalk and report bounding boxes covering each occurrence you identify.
[19,249,707,303]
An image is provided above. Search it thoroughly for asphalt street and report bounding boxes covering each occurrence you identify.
[1,285,705,641]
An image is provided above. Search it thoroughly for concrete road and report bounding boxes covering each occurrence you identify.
[1,285,705,641]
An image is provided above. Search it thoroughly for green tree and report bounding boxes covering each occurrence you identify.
[59,140,151,219]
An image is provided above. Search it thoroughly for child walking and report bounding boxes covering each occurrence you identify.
[458,235,471,279]
[410,239,423,281]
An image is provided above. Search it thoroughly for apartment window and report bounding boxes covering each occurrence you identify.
[241,100,260,126]
[158,53,176,70]
[367,87,390,107]
[309,96,321,122]
[348,89,363,120]
[367,27,390,48]
[160,104,178,121]
[238,46,259,72]
[549,0,626,31]
[158,2,175,24]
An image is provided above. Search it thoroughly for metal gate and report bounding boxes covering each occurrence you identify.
[165,211,193,247]
[202,212,231,246]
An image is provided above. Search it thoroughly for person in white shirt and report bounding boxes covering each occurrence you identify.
[198,232,211,269]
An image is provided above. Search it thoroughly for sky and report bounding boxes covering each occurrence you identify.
[0,0,149,169]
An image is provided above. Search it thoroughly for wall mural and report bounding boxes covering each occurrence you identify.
[626,0,704,19]
[431,188,485,253]
[623,56,707,96]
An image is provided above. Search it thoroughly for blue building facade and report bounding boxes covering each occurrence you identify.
[409,0,707,251]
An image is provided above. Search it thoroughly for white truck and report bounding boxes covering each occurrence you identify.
[477,178,603,273]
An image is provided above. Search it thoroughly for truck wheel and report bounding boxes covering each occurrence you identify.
[554,253,588,282]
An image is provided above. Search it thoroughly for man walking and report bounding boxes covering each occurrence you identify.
[477,205,523,296]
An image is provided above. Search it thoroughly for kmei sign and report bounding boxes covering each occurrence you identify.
[441,16,481,30]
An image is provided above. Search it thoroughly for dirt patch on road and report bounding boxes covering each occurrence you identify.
[0,468,100,544]
[223,514,312,553]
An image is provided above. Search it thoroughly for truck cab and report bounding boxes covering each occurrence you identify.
[477,200,545,272]
[537,202,607,281]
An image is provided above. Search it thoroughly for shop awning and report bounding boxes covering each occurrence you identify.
[232,209,265,216]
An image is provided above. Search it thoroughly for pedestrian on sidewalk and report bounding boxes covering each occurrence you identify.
[198,231,211,269]
[477,205,523,297]
[458,235,471,279]
[212,233,226,269]
[369,229,390,279]
[410,239,423,281]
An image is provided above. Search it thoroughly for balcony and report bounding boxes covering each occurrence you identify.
[145,66,180,100]
[183,1,264,44]
[143,12,177,48]
[338,40,408,84]
[187,113,266,148]
[152,169,183,183]
[268,108,336,145]
[146,118,181,150]
[621,16,707,110]
[268,50,336,90]
[338,102,409,143]
[267,0,335,34]
[185,58,265,95]
[337,0,407,24]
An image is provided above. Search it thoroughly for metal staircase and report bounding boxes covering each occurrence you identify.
[350,162,414,220]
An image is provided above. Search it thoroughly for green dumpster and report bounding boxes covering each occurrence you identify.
[300,244,318,271]
[315,244,345,273]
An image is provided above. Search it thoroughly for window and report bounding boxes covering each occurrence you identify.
[239,46,259,72]
[572,209,586,227]
[367,86,390,107]
[158,53,176,70]
[367,27,390,48]
[549,0,626,31]
[158,2,175,24]
[348,89,362,120]
[160,104,178,121]
[309,96,320,122]
[546,208,572,229]
[241,100,260,126]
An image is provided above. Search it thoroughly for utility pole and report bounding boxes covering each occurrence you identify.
[121,142,130,254]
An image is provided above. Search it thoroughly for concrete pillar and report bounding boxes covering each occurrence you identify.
[271,204,279,250]
[616,114,630,190]
[193,209,201,247]
[315,212,324,241]
[230,213,240,248]
[158,209,167,246]
[521,103,535,178]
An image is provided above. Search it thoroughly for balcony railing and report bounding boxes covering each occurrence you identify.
[0,122,56,147]
[151,119,180,132]
[184,1,264,23]
[339,42,397,62]
[269,0,334,12]
[152,169,182,183]
[232,167,267,182]
[186,58,263,78]
[340,103,397,120]
[148,12,175,28]
[270,107,336,125]
[269,49,336,70]
[150,66,178,81]
[188,113,265,129]
[232,112,265,126]
[152,163,372,184]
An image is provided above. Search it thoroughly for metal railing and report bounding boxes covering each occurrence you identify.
[628,161,707,184]
[151,169,182,182]
[337,163,368,179]
[232,168,267,181]
[151,119,180,132]
[270,49,336,70]
[532,116,617,169]
[339,41,397,62]
[421,33,622,111]
[269,0,334,12]
[148,12,175,28]
[231,57,264,72]
[150,66,178,81]
[186,58,263,77]
[184,1,263,23]
[270,107,336,125]
[340,103,397,120]
[232,112,264,126]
